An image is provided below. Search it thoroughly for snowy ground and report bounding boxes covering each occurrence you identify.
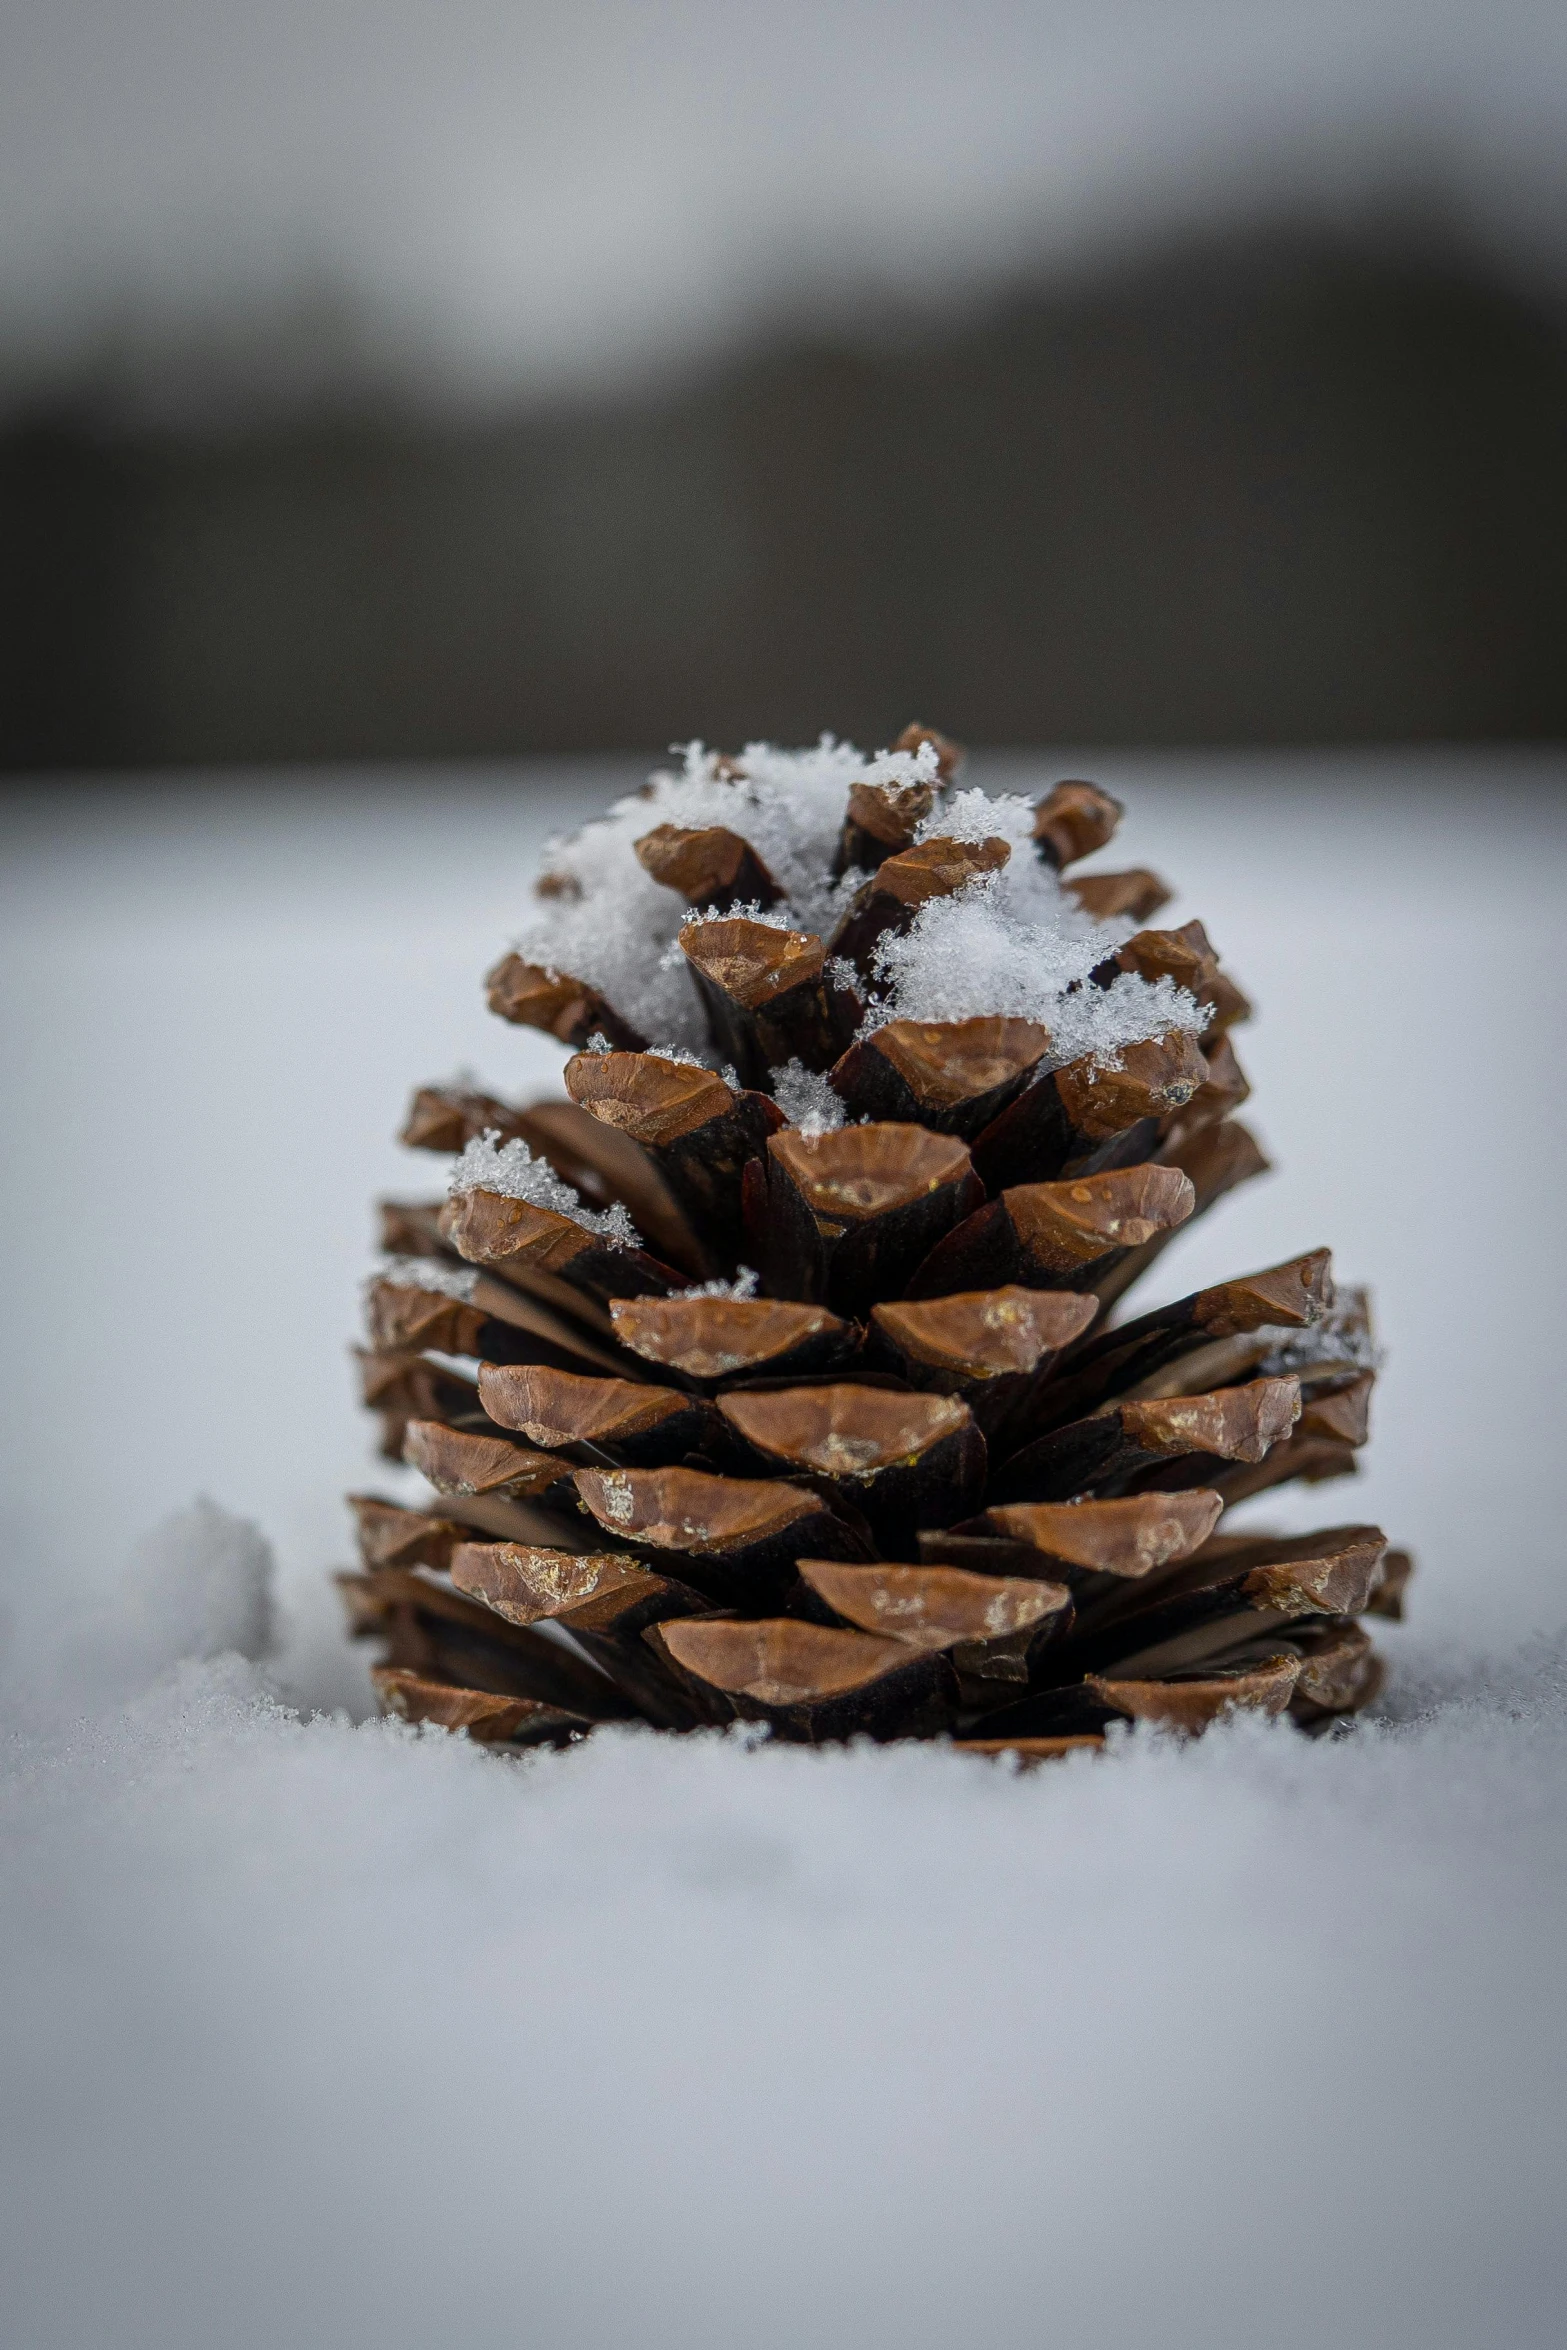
[2,750,1565,2347]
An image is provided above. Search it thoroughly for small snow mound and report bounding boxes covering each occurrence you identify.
[128,1496,277,1670]
[916,786,1035,851]
[864,883,1209,1065]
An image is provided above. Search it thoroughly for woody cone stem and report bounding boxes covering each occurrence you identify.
[341,734,1409,1756]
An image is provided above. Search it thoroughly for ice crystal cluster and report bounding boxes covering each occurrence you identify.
[514,738,1208,1070]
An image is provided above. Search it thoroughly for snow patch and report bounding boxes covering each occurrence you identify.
[510,737,898,1052]
[1262,1285,1383,1375]
[448,1130,640,1248]
[863,880,1209,1064]
[371,1256,480,1304]
[515,741,1205,1073]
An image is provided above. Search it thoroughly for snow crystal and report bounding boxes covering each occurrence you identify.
[672,897,798,936]
[673,1267,761,1301]
[771,1058,848,1134]
[916,785,1035,850]
[1261,1285,1384,1375]
[636,1041,710,1069]
[1047,970,1212,1066]
[371,1255,480,1303]
[448,1129,640,1248]
[862,879,1209,1066]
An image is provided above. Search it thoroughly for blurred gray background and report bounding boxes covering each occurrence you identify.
[4,36,1567,2342]
[3,0,1566,770]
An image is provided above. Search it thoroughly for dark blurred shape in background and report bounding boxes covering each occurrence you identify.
[3,1,1566,768]
[5,217,1566,767]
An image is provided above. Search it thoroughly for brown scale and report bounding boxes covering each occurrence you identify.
[1031,780,1124,869]
[634,823,786,913]
[715,1383,986,1549]
[986,1376,1303,1507]
[392,1092,699,1277]
[968,1030,1209,1194]
[1061,869,1172,922]
[680,917,860,1085]
[833,780,937,880]
[867,1286,1097,1438]
[483,955,648,1052]
[439,1186,687,1315]
[475,1362,724,1468]
[750,1124,982,1315]
[906,1162,1195,1298]
[828,1016,1054,1138]
[448,1544,718,1729]
[562,1049,782,1270]
[570,1462,875,1604]
[608,1294,859,1387]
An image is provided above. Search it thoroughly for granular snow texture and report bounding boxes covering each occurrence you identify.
[2,751,1565,2348]
[2,1600,1565,2350]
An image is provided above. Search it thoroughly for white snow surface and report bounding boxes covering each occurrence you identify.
[862,880,1207,1053]
[2,1549,1565,2350]
[515,739,1204,1069]
[3,751,1567,2347]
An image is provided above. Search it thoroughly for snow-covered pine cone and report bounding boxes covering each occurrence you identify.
[340,729,1411,1756]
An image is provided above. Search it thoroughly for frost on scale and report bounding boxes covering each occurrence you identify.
[673,1269,762,1302]
[1261,1288,1383,1376]
[351,729,1410,1754]
[373,1256,480,1304]
[448,1130,641,1248]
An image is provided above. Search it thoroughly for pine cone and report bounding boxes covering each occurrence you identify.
[340,732,1411,1758]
